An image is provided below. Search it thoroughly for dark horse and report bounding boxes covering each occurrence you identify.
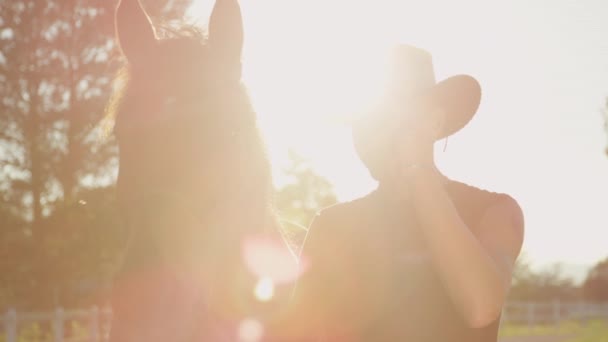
[107,1,297,341]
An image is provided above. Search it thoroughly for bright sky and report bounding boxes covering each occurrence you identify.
[189,0,608,269]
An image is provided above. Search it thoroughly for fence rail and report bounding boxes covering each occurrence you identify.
[502,301,608,326]
[0,307,112,342]
[1,301,608,341]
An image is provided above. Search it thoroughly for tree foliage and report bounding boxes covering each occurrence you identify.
[275,150,337,227]
[583,257,608,302]
[509,257,581,302]
[0,0,193,310]
[275,150,338,253]
[0,0,120,226]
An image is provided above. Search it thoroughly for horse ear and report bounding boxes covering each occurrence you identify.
[115,0,157,63]
[209,0,244,67]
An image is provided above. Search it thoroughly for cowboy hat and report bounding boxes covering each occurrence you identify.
[352,44,482,179]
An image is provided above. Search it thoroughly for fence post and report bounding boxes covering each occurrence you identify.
[53,307,64,342]
[5,309,17,342]
[552,300,561,324]
[527,302,535,327]
[577,301,585,320]
[89,306,100,342]
[501,305,509,325]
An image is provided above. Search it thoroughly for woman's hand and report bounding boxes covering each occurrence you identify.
[388,103,447,185]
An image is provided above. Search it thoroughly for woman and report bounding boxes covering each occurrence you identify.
[107,1,297,341]
[279,45,525,341]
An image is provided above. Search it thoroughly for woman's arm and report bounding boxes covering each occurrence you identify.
[407,168,524,328]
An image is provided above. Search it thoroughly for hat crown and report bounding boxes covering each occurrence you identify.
[388,45,437,96]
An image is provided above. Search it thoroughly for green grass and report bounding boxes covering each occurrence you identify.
[566,320,608,342]
[500,320,580,337]
[0,320,90,342]
[499,320,608,341]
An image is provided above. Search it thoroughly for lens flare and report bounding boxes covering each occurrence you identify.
[238,318,264,342]
[254,276,275,302]
[242,234,306,284]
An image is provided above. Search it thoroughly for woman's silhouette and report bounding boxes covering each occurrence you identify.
[281,45,525,341]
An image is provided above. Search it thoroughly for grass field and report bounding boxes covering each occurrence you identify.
[499,320,608,342]
[1,319,607,342]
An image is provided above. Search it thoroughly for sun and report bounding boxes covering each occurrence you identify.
[189,0,393,125]
[185,0,465,200]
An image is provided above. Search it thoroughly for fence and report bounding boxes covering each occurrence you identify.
[502,301,608,326]
[2,301,608,341]
[0,307,112,342]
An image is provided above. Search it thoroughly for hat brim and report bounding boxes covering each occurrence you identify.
[351,74,481,180]
[421,74,481,139]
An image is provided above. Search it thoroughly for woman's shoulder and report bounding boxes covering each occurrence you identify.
[450,181,525,257]
[447,179,523,227]
[447,179,518,203]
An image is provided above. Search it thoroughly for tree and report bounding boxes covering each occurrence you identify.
[0,0,194,309]
[0,0,123,310]
[0,207,27,309]
[0,0,120,227]
[275,150,338,253]
[582,257,608,302]
[275,150,338,227]
[0,0,194,223]
[508,256,581,302]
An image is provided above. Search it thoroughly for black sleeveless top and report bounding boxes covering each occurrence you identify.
[302,180,508,342]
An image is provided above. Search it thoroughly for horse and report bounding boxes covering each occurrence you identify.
[106,1,297,340]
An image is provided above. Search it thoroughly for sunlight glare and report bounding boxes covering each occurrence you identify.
[254,276,275,302]
[242,234,302,284]
[238,318,264,342]
[191,0,608,275]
